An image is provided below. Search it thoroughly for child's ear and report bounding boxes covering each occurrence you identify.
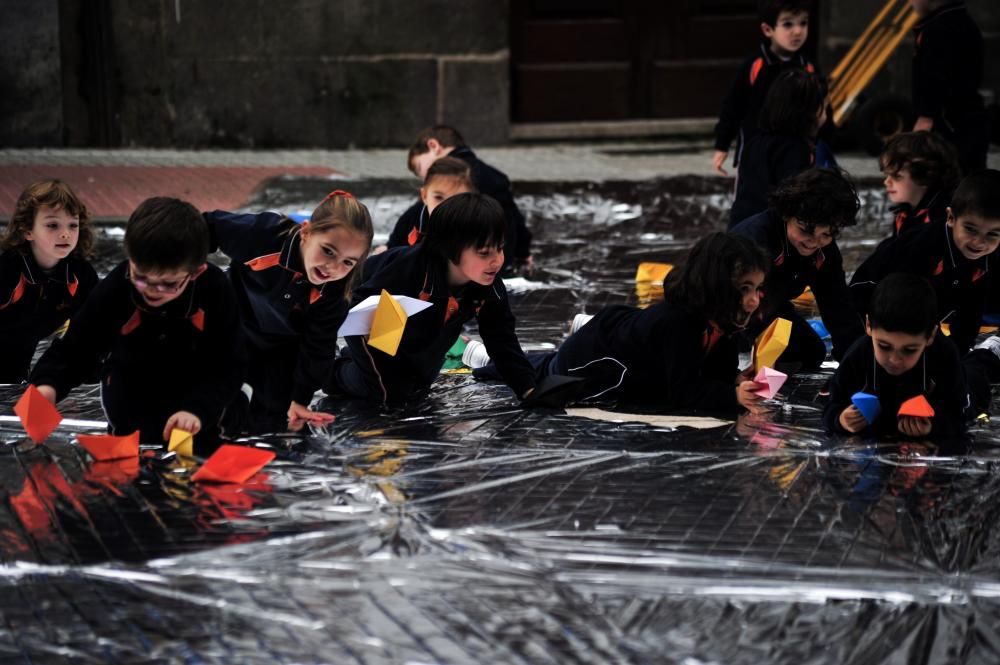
[191,263,208,280]
[426,138,442,154]
[946,207,954,227]
[419,186,429,204]
[864,315,872,337]
[760,22,774,39]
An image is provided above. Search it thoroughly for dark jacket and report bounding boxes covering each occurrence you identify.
[206,210,349,405]
[342,245,535,403]
[850,219,992,354]
[553,302,742,413]
[714,42,822,160]
[912,2,984,125]
[387,146,532,264]
[733,210,863,360]
[823,333,967,438]
[30,262,245,445]
[889,188,950,237]
[729,131,814,227]
[0,250,98,382]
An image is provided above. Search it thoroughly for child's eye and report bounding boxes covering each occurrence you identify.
[69,223,79,230]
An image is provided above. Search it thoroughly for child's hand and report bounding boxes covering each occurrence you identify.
[371,244,388,255]
[898,415,932,438]
[838,405,868,433]
[712,150,730,176]
[913,116,934,132]
[163,411,201,441]
[35,385,57,404]
[736,380,766,412]
[287,401,335,432]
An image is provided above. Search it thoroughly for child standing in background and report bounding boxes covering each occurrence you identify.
[31,198,245,454]
[0,180,98,383]
[732,167,864,369]
[729,69,827,226]
[327,193,537,405]
[383,156,475,251]
[880,131,962,237]
[910,0,990,173]
[851,169,1000,356]
[205,191,373,433]
[713,0,822,175]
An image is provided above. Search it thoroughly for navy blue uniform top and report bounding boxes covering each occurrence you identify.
[889,189,950,237]
[205,210,350,405]
[912,2,984,124]
[714,43,823,159]
[0,250,98,379]
[823,333,967,438]
[729,131,814,227]
[387,146,532,264]
[344,244,535,403]
[30,261,244,426]
[555,302,742,413]
[732,210,863,360]
[850,219,992,354]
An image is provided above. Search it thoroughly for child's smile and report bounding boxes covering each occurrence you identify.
[24,205,80,270]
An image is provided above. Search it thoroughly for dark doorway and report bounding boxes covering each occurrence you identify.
[510,0,819,123]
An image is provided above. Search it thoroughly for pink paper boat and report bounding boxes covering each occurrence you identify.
[753,367,788,399]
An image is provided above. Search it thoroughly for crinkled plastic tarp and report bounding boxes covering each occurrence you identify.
[4,177,1000,664]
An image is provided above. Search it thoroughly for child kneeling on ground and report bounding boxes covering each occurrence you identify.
[471,232,770,415]
[825,273,1000,439]
[30,197,246,454]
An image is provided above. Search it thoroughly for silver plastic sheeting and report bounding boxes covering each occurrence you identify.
[4,176,1000,664]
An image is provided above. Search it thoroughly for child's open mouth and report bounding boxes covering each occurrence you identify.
[313,267,330,281]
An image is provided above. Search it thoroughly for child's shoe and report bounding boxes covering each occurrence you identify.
[570,313,594,335]
[462,339,492,368]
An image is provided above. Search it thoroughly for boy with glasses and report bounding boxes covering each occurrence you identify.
[31,197,245,454]
[732,167,864,369]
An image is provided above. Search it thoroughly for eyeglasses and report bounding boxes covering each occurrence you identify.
[129,270,192,294]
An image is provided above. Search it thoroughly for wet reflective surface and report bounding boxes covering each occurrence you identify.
[4,176,1000,664]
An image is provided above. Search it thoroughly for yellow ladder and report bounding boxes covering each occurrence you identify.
[828,0,918,126]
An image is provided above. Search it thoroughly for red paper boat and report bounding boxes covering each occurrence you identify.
[77,431,140,462]
[14,385,63,443]
[192,444,276,484]
[898,395,935,418]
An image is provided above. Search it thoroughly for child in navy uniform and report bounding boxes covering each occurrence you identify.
[327,193,536,405]
[384,157,475,251]
[826,273,1000,438]
[851,169,1000,355]
[713,0,824,175]
[205,190,373,432]
[729,69,826,226]
[471,233,770,415]
[0,180,98,383]
[31,198,245,454]
[880,131,961,237]
[405,125,532,272]
[733,167,864,368]
[911,0,990,173]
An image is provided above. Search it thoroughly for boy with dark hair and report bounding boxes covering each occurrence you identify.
[30,197,245,454]
[327,193,537,405]
[851,169,1000,355]
[826,273,1000,438]
[732,167,864,368]
[712,0,823,175]
[880,130,962,236]
[402,125,532,272]
[910,0,989,174]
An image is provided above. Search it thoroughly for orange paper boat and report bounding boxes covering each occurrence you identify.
[192,444,276,484]
[77,431,140,462]
[14,385,63,443]
[898,395,935,418]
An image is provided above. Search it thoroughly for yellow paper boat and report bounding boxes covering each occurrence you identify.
[754,317,792,373]
[168,428,194,457]
[635,262,673,284]
[368,290,408,356]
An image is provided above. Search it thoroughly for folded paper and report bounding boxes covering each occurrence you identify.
[635,262,673,284]
[168,428,195,457]
[898,395,935,418]
[77,431,140,462]
[192,444,276,484]
[14,385,63,444]
[337,292,432,337]
[367,290,408,356]
[851,392,881,424]
[752,367,787,399]
[753,318,792,373]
